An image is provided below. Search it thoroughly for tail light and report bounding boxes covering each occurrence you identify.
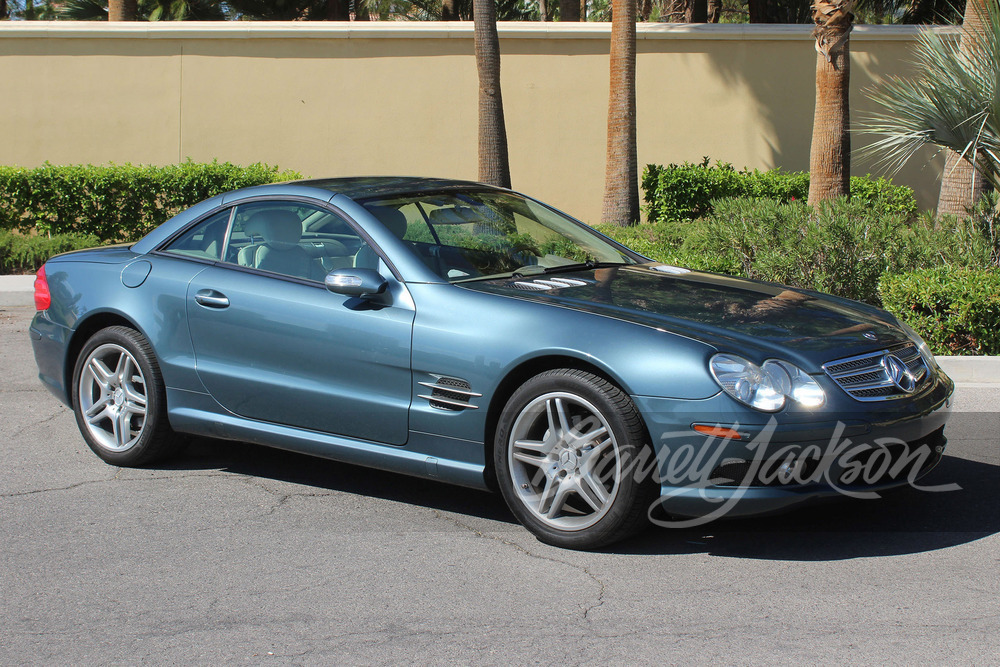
[33,266,51,311]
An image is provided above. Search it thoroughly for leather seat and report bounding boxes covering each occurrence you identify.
[355,206,408,270]
[237,210,325,281]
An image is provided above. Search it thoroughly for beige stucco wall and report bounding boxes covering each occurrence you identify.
[0,22,951,224]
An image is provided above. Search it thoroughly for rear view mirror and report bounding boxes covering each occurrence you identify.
[325,268,389,298]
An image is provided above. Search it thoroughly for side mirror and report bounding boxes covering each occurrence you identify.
[325,268,389,298]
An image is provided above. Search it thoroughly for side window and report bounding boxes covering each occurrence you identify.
[162,209,231,261]
[224,201,375,281]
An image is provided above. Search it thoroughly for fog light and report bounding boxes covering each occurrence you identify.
[776,458,804,484]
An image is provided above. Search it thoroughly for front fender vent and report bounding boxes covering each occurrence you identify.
[418,376,482,411]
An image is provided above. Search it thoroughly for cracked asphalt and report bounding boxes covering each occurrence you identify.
[2,303,999,665]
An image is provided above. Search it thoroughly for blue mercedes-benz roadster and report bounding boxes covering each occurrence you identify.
[30,177,953,548]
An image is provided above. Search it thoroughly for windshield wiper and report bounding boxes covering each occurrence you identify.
[534,260,629,275]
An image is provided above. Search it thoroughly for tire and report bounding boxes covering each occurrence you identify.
[494,369,657,550]
[72,325,183,466]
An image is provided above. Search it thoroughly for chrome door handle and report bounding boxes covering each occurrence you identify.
[194,289,230,308]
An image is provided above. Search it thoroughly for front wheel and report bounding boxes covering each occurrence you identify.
[72,325,183,466]
[494,369,657,549]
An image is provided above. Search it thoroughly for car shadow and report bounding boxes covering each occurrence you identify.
[156,441,999,560]
[611,454,1000,560]
[159,436,518,525]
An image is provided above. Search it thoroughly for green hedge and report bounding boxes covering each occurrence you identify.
[880,267,1000,355]
[598,195,997,306]
[0,230,102,274]
[0,161,302,242]
[641,159,917,223]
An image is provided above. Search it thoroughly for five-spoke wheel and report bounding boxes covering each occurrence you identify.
[495,369,656,549]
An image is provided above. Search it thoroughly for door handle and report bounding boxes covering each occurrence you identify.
[194,289,230,309]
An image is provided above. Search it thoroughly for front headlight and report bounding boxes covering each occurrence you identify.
[710,354,826,412]
[898,320,937,370]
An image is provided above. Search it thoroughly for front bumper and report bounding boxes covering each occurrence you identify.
[634,368,954,521]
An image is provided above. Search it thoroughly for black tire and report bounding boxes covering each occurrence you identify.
[494,369,657,550]
[71,325,183,466]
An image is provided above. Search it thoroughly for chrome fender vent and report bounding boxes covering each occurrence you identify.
[418,376,482,411]
[510,277,590,291]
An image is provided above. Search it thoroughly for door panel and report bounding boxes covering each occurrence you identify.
[186,266,414,445]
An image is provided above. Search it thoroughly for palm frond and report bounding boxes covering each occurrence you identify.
[857,0,1000,190]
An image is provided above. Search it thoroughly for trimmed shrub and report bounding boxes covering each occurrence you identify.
[600,196,930,305]
[641,159,916,223]
[880,267,1000,355]
[0,161,302,242]
[0,230,102,274]
[593,217,738,274]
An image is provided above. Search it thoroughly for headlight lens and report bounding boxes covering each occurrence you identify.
[710,354,825,411]
[898,321,937,370]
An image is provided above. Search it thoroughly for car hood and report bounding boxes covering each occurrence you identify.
[460,264,911,369]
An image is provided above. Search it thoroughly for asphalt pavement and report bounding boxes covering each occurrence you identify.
[2,300,998,665]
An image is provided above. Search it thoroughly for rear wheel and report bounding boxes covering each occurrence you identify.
[494,369,656,549]
[72,326,183,466]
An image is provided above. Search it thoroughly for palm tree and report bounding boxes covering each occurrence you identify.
[560,0,580,20]
[861,0,1000,204]
[602,0,639,226]
[938,0,988,215]
[108,0,138,19]
[474,0,512,189]
[808,0,854,206]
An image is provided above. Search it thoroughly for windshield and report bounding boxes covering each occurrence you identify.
[360,190,638,283]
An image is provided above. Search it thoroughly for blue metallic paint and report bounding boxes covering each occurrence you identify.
[30,178,955,517]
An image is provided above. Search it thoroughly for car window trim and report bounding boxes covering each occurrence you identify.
[150,194,405,283]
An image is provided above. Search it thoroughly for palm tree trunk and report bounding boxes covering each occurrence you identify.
[1,0,8,20]
[474,0,512,189]
[603,0,639,226]
[561,0,581,20]
[937,0,988,216]
[707,0,721,22]
[685,0,707,22]
[539,0,548,21]
[327,0,349,20]
[442,0,458,20]
[808,0,854,205]
[108,0,139,20]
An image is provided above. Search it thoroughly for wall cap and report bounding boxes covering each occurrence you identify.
[0,21,961,41]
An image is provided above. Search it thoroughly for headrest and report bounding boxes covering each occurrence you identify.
[245,210,302,250]
[366,206,408,239]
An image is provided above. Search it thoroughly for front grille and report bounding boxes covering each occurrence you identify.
[823,343,930,402]
[417,376,481,411]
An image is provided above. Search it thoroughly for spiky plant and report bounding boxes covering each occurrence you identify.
[859,0,1000,199]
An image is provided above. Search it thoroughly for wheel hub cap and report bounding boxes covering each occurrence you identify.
[558,448,579,472]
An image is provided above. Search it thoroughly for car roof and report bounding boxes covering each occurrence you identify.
[289,176,503,201]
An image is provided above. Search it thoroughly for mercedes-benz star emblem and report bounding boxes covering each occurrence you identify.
[882,353,916,393]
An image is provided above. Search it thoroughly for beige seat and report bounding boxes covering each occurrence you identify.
[237,210,326,281]
[355,206,408,270]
